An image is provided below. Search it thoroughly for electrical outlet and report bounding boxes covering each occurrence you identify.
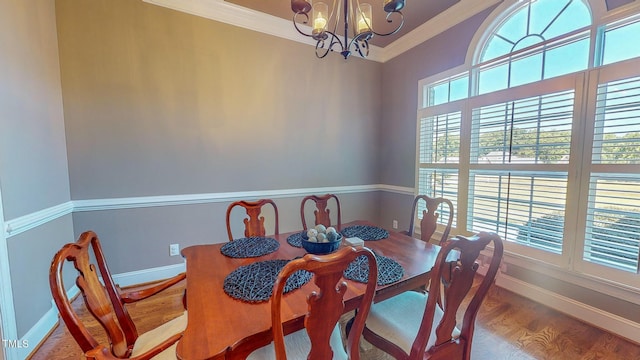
[169,243,180,256]
[392,220,398,229]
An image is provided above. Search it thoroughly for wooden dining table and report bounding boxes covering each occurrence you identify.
[176,220,441,360]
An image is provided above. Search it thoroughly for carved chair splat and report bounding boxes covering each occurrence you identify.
[226,199,280,241]
[300,194,342,231]
[49,231,186,359]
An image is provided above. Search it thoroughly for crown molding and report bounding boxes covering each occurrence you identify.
[379,0,502,62]
[142,0,500,63]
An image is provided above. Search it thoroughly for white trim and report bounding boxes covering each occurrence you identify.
[141,0,388,61]
[142,0,500,63]
[2,185,412,237]
[503,251,640,306]
[376,184,414,196]
[20,285,80,359]
[4,202,73,238]
[111,263,186,288]
[379,0,502,62]
[497,274,640,345]
[72,184,411,212]
[0,186,19,360]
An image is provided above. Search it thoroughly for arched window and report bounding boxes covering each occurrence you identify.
[416,0,640,284]
[476,0,591,93]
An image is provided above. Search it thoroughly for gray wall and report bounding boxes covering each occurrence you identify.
[57,0,382,200]
[73,192,381,273]
[0,0,73,340]
[378,7,498,228]
[56,0,384,274]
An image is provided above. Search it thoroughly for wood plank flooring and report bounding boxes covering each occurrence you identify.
[29,279,640,359]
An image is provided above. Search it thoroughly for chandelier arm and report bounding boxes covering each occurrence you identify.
[368,11,405,37]
[292,12,314,38]
[353,39,370,58]
[315,39,331,58]
[347,32,370,57]
[291,0,405,59]
[315,31,344,58]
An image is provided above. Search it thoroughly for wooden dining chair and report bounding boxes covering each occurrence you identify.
[406,195,454,245]
[300,193,342,231]
[362,232,503,360]
[226,199,279,241]
[246,246,378,360]
[49,231,187,359]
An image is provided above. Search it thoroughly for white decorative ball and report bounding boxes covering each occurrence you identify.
[308,236,318,243]
[307,229,318,238]
[316,233,327,242]
[326,226,336,234]
[315,224,327,233]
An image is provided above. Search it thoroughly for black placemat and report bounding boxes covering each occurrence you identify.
[344,254,404,286]
[223,259,312,303]
[220,237,279,258]
[341,225,389,241]
[286,232,305,248]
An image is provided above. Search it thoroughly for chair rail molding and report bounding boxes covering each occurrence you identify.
[72,184,414,212]
[4,202,73,238]
[141,0,501,63]
[3,184,414,238]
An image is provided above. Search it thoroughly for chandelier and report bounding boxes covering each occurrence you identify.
[291,0,406,59]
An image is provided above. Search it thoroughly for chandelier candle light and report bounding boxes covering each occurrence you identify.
[291,0,406,59]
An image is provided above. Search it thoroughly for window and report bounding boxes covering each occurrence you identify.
[417,0,640,284]
[583,75,640,273]
[417,110,460,228]
[468,90,574,253]
[476,0,591,94]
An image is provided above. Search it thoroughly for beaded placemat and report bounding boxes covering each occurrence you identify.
[220,237,279,258]
[223,259,312,303]
[286,232,305,248]
[341,225,389,241]
[343,254,404,286]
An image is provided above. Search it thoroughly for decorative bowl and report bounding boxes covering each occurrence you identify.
[301,231,342,255]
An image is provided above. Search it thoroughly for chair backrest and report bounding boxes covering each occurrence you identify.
[408,195,454,245]
[411,232,503,360]
[49,231,138,357]
[226,199,280,241]
[271,246,378,360]
[300,194,342,231]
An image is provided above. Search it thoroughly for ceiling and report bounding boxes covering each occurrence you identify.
[224,0,462,47]
[142,0,503,62]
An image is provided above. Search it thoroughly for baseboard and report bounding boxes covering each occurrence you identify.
[21,285,79,360]
[111,262,186,287]
[496,274,640,345]
[23,264,185,359]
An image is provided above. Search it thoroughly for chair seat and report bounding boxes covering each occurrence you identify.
[365,291,460,355]
[131,311,188,359]
[247,324,347,360]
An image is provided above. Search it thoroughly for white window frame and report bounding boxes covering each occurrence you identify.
[416,0,640,292]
